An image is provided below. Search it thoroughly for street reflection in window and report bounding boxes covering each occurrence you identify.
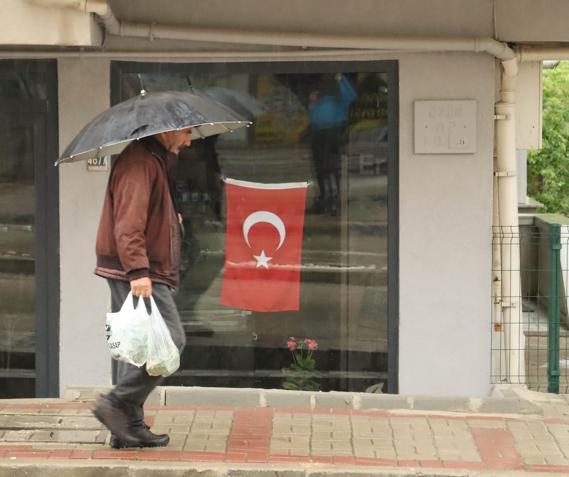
[118,65,390,392]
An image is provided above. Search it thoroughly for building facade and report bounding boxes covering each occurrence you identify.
[1,0,567,398]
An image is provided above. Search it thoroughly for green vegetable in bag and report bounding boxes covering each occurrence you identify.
[146,296,180,377]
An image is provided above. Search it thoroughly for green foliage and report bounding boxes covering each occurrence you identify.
[282,362,321,391]
[528,62,569,214]
[282,338,321,391]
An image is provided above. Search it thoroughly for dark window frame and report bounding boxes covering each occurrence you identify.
[111,59,399,393]
[0,60,60,397]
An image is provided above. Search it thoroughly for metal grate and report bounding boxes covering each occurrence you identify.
[491,221,569,393]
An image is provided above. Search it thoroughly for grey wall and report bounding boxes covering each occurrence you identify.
[398,52,495,396]
[495,0,569,42]
[104,0,494,52]
[109,0,494,37]
[58,58,112,395]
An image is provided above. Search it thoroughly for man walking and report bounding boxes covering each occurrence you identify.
[91,128,192,448]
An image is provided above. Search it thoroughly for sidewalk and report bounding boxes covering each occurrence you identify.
[2,386,569,476]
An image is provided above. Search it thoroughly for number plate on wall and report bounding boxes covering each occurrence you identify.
[86,156,109,172]
[414,100,477,154]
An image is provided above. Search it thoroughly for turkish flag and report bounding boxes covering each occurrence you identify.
[221,178,308,312]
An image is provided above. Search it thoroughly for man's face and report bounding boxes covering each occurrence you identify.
[162,128,192,155]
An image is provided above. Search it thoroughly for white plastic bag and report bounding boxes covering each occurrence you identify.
[146,296,180,377]
[105,292,150,367]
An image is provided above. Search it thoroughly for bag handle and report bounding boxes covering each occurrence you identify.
[149,296,159,317]
[120,291,145,313]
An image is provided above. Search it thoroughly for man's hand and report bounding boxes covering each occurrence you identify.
[131,277,152,298]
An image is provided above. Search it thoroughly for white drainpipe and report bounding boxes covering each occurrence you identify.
[519,49,569,62]
[494,58,524,383]
[492,150,506,379]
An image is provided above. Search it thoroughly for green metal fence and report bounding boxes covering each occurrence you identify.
[491,215,569,393]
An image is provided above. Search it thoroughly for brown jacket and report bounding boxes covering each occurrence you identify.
[95,137,181,288]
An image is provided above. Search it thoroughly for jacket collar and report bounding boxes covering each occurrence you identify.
[139,135,172,161]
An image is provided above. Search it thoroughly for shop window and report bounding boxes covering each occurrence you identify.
[113,61,397,393]
[0,60,59,398]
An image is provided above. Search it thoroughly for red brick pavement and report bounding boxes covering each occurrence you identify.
[2,402,569,473]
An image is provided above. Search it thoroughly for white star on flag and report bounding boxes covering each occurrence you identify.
[254,250,272,269]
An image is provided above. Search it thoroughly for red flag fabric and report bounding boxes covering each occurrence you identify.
[221,178,308,312]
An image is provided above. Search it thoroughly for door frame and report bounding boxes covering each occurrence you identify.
[111,59,399,393]
[0,60,60,397]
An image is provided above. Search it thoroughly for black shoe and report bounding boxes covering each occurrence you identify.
[110,428,170,449]
[91,394,140,446]
[92,394,170,448]
[101,397,170,449]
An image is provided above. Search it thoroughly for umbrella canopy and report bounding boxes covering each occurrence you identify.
[56,90,251,165]
[199,86,266,121]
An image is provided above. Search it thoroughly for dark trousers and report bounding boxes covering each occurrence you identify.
[107,279,186,409]
[310,126,343,201]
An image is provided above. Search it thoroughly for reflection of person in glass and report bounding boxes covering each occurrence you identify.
[176,135,223,277]
[174,135,222,337]
[309,73,356,215]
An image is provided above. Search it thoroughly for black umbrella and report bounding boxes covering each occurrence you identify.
[56,90,251,165]
[199,86,266,122]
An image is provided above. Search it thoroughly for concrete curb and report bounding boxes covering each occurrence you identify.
[0,460,561,477]
[64,385,543,415]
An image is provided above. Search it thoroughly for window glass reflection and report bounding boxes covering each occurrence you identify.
[119,66,390,392]
[0,71,47,102]
[0,123,36,397]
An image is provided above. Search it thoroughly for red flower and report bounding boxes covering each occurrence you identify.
[287,337,297,351]
[304,339,318,351]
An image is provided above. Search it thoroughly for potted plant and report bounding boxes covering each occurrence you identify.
[282,337,321,391]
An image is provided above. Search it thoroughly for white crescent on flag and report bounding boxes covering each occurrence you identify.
[242,210,287,269]
[242,211,286,251]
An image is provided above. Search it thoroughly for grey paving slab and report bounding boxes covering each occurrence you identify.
[313,393,354,409]
[52,430,103,444]
[412,397,471,412]
[0,411,102,429]
[166,387,260,407]
[264,390,312,408]
[172,413,195,424]
[152,412,177,425]
[360,395,410,410]
[1,430,34,442]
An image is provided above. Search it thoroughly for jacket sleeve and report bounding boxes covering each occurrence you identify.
[110,155,156,280]
[337,75,357,106]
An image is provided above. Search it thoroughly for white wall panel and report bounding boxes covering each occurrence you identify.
[58,58,111,395]
[398,53,495,396]
[0,0,101,46]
